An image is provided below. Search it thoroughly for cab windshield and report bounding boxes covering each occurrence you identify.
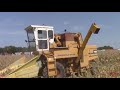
[38,30,47,39]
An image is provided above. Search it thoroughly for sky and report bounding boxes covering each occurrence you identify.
[0,12,120,48]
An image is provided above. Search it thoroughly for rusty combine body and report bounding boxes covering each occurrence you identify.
[4,23,100,78]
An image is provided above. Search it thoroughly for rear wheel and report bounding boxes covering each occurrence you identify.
[42,62,66,78]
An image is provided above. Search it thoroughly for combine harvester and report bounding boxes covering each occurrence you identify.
[3,23,100,78]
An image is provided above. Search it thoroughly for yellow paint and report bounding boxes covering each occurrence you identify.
[5,55,39,78]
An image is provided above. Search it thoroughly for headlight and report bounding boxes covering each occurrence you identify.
[93,50,97,54]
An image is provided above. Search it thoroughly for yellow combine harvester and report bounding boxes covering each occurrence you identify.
[4,23,100,78]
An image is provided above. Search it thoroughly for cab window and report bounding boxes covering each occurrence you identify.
[48,30,53,39]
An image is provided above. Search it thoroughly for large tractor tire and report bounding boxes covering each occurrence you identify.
[42,62,66,78]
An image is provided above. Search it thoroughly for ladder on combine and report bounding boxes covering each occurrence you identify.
[47,58,57,77]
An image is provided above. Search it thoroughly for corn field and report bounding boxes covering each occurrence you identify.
[0,55,34,77]
[1,50,120,78]
[88,50,120,78]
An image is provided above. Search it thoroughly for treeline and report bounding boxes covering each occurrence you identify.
[0,46,29,54]
[0,45,114,54]
[97,46,114,50]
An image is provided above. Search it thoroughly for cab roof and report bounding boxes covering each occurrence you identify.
[25,25,54,31]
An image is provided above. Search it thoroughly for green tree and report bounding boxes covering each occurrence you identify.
[0,46,31,54]
[97,46,113,50]
[4,46,16,54]
[0,48,4,54]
